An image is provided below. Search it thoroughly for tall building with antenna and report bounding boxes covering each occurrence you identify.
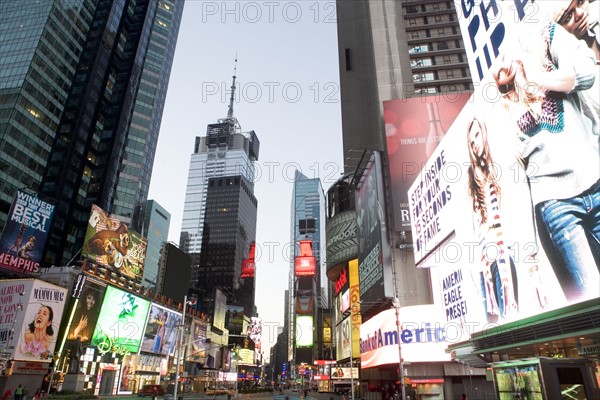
[179,61,259,318]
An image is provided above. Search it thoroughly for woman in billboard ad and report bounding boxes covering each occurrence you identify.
[465,116,519,323]
[490,19,599,303]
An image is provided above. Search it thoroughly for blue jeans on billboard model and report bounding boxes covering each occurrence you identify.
[479,256,518,322]
[535,179,600,302]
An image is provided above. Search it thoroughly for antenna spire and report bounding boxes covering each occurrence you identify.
[227,54,237,118]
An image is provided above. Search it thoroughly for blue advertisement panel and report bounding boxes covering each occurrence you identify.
[0,191,55,274]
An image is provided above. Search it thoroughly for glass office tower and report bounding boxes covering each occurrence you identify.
[0,0,184,268]
[142,199,170,290]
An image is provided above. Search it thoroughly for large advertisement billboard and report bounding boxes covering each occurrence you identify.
[384,94,471,230]
[82,205,148,281]
[0,191,55,274]
[213,288,227,332]
[188,318,207,362]
[91,285,151,355]
[295,240,316,277]
[0,279,68,362]
[406,2,599,331]
[296,316,313,348]
[355,152,394,311]
[359,306,451,368]
[67,277,106,344]
[140,303,182,356]
[240,242,256,279]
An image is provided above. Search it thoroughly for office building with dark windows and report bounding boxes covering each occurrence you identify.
[0,0,184,268]
[197,174,258,323]
[142,199,171,290]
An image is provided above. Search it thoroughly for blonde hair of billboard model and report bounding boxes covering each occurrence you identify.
[492,19,600,302]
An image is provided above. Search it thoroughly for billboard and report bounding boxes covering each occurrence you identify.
[335,317,351,361]
[295,316,313,348]
[213,288,227,331]
[0,279,68,362]
[240,242,256,279]
[384,94,471,230]
[248,317,262,350]
[0,191,55,274]
[359,306,451,369]
[355,152,394,310]
[295,240,316,277]
[295,278,313,315]
[91,285,151,355]
[67,277,106,344]
[226,304,245,333]
[188,318,207,362]
[331,367,359,380]
[237,348,254,365]
[140,303,182,356]
[82,204,147,281]
[406,2,599,331]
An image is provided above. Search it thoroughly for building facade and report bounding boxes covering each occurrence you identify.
[288,171,327,372]
[0,0,185,268]
[179,120,259,286]
[142,200,170,290]
[336,0,473,175]
[196,174,257,321]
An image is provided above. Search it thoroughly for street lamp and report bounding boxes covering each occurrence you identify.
[391,298,406,400]
[173,295,191,400]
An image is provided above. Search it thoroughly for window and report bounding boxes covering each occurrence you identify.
[445,70,455,78]
[442,55,451,64]
[345,48,351,71]
[411,31,419,39]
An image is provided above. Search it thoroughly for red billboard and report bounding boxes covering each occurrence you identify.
[295,240,315,276]
[240,242,255,278]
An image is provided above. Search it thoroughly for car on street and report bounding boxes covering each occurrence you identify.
[138,385,165,397]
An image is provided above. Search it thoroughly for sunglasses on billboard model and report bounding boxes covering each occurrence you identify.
[498,82,515,94]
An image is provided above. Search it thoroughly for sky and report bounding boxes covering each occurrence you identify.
[147,1,343,358]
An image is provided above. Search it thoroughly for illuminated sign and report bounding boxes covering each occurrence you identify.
[0,279,68,362]
[0,191,55,274]
[355,152,394,312]
[237,348,254,365]
[240,242,256,278]
[140,303,182,356]
[405,1,600,333]
[66,278,106,344]
[91,286,151,355]
[359,306,452,368]
[334,267,348,296]
[82,205,148,282]
[296,316,313,347]
[384,94,470,230]
[295,240,316,277]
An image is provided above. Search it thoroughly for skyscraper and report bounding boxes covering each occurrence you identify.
[336,0,472,174]
[179,66,260,320]
[198,174,257,320]
[0,0,184,268]
[179,67,259,288]
[142,199,170,290]
[288,171,326,366]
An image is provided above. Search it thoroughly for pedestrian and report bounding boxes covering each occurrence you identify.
[15,385,23,400]
[152,387,158,400]
[23,386,29,400]
[2,390,11,400]
[34,389,41,400]
[460,394,468,400]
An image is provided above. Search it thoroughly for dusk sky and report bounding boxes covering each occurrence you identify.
[147,1,343,357]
